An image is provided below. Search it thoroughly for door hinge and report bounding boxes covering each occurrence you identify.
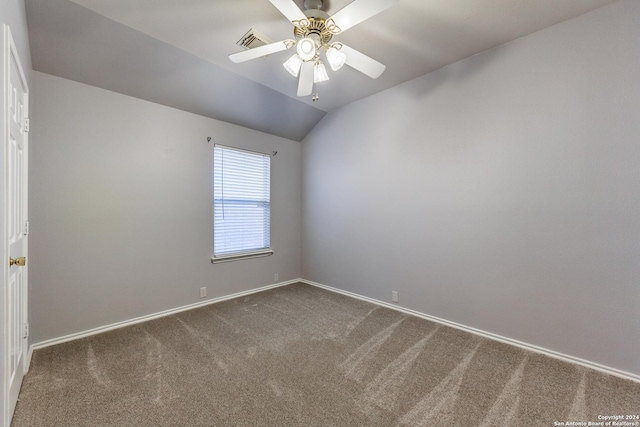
[23,221,29,235]
[23,323,29,339]
[24,118,29,132]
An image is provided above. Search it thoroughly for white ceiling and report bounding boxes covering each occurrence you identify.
[26,0,618,140]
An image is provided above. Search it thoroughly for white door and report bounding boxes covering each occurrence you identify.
[2,25,29,424]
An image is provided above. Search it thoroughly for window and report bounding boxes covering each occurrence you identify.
[212,145,271,262]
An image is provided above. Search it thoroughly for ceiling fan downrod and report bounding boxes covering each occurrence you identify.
[304,0,323,10]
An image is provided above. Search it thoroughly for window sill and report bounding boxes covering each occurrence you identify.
[211,249,273,264]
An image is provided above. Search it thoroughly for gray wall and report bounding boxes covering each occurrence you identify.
[302,0,640,376]
[30,71,302,343]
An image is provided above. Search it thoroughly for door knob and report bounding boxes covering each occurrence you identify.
[9,257,25,267]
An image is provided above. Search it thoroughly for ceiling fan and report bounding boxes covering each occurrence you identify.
[229,0,398,100]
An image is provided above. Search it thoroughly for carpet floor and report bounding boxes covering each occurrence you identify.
[12,283,640,426]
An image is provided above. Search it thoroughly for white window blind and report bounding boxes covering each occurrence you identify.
[213,145,271,260]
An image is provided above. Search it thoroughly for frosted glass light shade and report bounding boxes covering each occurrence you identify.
[283,54,303,77]
[326,47,346,71]
[296,37,316,61]
[314,61,329,83]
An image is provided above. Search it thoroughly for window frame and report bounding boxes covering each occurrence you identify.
[211,144,273,264]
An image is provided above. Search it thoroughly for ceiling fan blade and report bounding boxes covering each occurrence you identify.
[297,62,314,97]
[340,44,386,79]
[269,0,307,23]
[229,40,294,63]
[330,0,398,33]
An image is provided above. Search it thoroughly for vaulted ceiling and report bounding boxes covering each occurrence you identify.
[25,0,618,141]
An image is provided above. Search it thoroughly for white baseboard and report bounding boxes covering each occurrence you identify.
[28,279,299,356]
[27,277,639,384]
[300,279,640,384]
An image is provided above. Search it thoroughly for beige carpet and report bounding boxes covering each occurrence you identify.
[12,283,640,426]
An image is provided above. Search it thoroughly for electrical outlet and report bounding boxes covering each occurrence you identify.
[391,291,399,303]
[273,273,279,282]
[200,287,207,298]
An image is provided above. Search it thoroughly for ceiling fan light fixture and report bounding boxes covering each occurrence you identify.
[326,46,346,71]
[314,60,330,83]
[283,54,303,77]
[230,0,397,98]
[296,37,317,61]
